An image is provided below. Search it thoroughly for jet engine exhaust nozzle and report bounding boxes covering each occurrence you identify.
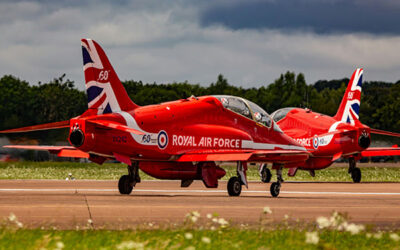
[358,134,370,149]
[69,129,85,147]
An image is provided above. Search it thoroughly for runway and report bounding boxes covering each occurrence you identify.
[1,180,400,229]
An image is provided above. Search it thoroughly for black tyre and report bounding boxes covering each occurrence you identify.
[351,167,361,183]
[270,182,281,197]
[118,175,133,195]
[227,176,242,196]
[261,167,272,183]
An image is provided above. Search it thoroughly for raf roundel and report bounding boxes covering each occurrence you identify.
[157,130,168,150]
[313,135,319,149]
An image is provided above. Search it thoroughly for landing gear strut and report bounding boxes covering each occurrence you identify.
[259,163,272,183]
[118,161,141,195]
[227,162,247,196]
[270,166,283,197]
[348,158,361,183]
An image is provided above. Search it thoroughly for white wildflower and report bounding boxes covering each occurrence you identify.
[373,232,382,239]
[55,241,65,250]
[263,206,272,214]
[316,216,331,229]
[16,221,23,228]
[191,216,198,223]
[201,237,211,244]
[88,219,93,224]
[344,223,365,235]
[390,233,400,241]
[8,213,16,222]
[184,232,193,240]
[116,241,144,250]
[210,226,216,231]
[212,218,218,223]
[217,218,229,226]
[284,214,289,220]
[192,211,200,218]
[206,213,212,219]
[305,232,319,245]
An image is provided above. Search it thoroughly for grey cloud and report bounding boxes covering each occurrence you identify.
[200,0,400,35]
[0,0,399,91]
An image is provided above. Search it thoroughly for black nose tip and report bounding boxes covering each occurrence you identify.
[358,134,370,149]
[69,129,84,147]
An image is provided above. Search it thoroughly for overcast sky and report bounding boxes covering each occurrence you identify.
[1,0,400,90]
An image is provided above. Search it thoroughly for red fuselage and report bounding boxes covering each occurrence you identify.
[68,96,304,178]
[274,108,371,169]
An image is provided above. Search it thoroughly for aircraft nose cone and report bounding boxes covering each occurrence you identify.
[69,129,85,147]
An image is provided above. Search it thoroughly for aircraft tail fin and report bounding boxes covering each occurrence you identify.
[333,68,363,125]
[81,39,138,115]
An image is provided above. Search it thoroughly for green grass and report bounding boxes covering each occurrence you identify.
[0,227,399,250]
[0,161,400,182]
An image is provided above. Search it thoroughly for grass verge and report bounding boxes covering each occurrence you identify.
[2,210,400,249]
[1,161,400,182]
[1,227,400,249]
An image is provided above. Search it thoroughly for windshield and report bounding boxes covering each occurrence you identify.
[213,95,272,127]
[246,100,272,127]
[271,108,295,122]
[214,95,252,119]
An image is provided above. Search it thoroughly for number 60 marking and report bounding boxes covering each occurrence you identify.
[98,70,109,81]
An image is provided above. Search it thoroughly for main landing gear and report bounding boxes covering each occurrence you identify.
[270,166,283,197]
[348,158,361,183]
[227,162,248,196]
[259,163,272,183]
[118,161,141,195]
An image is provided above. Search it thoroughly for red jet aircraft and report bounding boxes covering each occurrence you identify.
[1,39,310,197]
[256,68,400,187]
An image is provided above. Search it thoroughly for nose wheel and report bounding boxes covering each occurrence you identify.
[270,182,281,197]
[118,162,141,195]
[270,165,283,197]
[259,164,272,183]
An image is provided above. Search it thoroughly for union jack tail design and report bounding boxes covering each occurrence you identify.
[81,39,138,114]
[333,68,363,125]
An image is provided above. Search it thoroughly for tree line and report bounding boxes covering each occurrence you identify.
[0,72,399,137]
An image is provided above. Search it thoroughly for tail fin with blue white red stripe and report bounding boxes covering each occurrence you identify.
[333,68,363,125]
[81,39,138,115]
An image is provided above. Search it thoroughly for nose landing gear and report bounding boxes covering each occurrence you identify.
[227,162,248,197]
[118,161,141,195]
[270,166,283,197]
[259,163,272,183]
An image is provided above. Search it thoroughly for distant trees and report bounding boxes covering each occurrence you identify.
[0,72,399,137]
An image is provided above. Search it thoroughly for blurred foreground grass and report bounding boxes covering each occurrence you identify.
[0,161,400,182]
[0,228,399,250]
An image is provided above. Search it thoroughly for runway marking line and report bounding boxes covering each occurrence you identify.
[1,188,400,196]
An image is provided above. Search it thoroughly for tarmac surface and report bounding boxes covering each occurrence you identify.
[1,180,400,229]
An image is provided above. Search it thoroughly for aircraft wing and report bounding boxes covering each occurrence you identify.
[87,120,145,135]
[177,149,309,164]
[3,145,89,158]
[361,146,400,157]
[0,120,70,133]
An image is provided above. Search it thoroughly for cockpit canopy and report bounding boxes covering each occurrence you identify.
[271,108,295,122]
[213,95,272,127]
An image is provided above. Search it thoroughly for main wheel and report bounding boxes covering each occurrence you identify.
[261,167,272,183]
[270,182,281,197]
[351,167,361,183]
[227,176,242,196]
[118,175,133,195]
